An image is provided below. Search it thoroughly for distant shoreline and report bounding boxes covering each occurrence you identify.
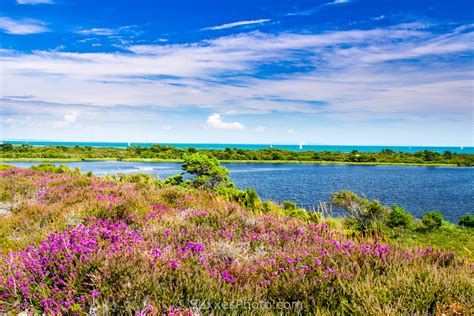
[0,157,462,167]
[2,140,472,154]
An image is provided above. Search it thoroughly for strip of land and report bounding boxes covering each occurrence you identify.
[1,143,473,166]
[0,157,461,167]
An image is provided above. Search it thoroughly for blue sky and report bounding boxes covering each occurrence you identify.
[0,0,473,145]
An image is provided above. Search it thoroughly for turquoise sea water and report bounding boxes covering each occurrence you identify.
[3,140,473,154]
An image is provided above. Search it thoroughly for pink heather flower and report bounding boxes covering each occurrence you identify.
[167,259,179,269]
[186,241,205,253]
[221,270,235,283]
[91,290,100,299]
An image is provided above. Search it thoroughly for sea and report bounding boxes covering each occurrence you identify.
[2,140,473,154]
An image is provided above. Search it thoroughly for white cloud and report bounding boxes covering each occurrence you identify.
[76,28,116,36]
[52,112,78,128]
[17,0,53,4]
[203,19,271,31]
[0,23,472,129]
[206,114,245,129]
[325,0,351,5]
[0,17,48,35]
[75,25,140,37]
[288,129,295,133]
[256,126,265,132]
[372,15,386,21]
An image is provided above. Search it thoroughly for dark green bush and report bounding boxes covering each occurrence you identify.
[283,201,297,211]
[164,174,184,186]
[386,205,412,228]
[421,211,443,230]
[458,214,474,228]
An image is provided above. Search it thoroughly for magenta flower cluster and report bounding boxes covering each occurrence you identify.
[0,218,142,313]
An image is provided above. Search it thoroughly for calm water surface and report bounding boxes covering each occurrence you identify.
[6,161,474,222]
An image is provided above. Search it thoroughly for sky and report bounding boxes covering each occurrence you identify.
[0,0,473,146]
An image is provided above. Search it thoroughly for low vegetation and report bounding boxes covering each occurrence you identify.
[2,143,473,166]
[0,159,472,314]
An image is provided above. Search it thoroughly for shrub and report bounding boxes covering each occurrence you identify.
[241,187,259,210]
[386,205,412,228]
[118,173,163,189]
[283,201,297,211]
[421,211,443,230]
[164,174,184,186]
[331,190,388,233]
[458,214,474,228]
[30,163,59,173]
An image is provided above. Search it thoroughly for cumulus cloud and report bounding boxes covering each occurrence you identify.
[203,19,271,31]
[256,126,265,132]
[52,112,78,128]
[206,114,245,129]
[17,0,53,4]
[0,17,48,35]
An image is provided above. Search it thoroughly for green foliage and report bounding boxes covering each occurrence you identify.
[58,164,81,175]
[2,144,473,166]
[331,190,389,233]
[30,163,60,173]
[241,187,258,210]
[283,200,297,211]
[182,153,230,189]
[386,205,412,228]
[421,211,443,230]
[458,214,474,228]
[116,173,164,189]
[0,143,14,151]
[164,174,184,186]
[0,164,13,172]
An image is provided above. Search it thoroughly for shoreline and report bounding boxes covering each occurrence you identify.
[0,157,462,167]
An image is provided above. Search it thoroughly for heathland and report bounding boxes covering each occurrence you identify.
[1,143,474,166]
[0,155,472,314]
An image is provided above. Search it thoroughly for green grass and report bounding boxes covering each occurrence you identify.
[386,222,474,261]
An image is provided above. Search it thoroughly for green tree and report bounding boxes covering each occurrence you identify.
[182,153,230,189]
[0,143,13,152]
